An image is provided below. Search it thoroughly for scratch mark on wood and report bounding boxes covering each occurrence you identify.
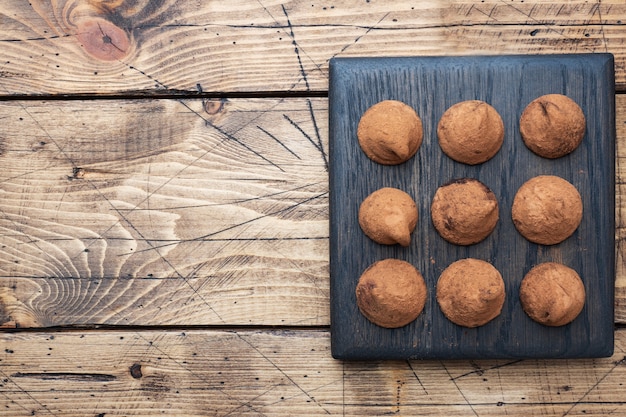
[283,114,321,153]
[99,194,185,282]
[177,98,286,172]
[235,332,332,415]
[452,359,524,380]
[134,191,329,254]
[114,181,326,212]
[263,240,327,297]
[129,332,268,415]
[407,360,429,395]
[441,361,480,417]
[496,0,583,47]
[0,34,71,42]
[222,386,281,416]
[471,3,500,24]
[593,0,609,53]
[562,357,626,416]
[331,12,390,59]
[281,4,310,91]
[283,111,328,170]
[0,368,61,417]
[254,0,324,92]
[127,65,168,90]
[307,99,328,171]
[257,125,301,159]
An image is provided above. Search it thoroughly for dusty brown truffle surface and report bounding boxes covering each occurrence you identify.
[359,187,418,246]
[356,259,427,328]
[519,93,586,159]
[512,175,583,245]
[431,178,499,245]
[436,258,505,328]
[437,100,504,165]
[520,262,585,326]
[357,100,423,165]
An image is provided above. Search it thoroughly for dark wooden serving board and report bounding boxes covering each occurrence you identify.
[329,54,615,360]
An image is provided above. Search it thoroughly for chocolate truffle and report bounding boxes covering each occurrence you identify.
[357,100,423,165]
[356,259,427,328]
[512,175,583,245]
[431,178,499,245]
[519,94,586,159]
[359,187,418,247]
[520,262,585,326]
[436,258,505,328]
[437,100,504,165]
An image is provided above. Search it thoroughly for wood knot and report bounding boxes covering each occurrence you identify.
[203,98,227,115]
[129,363,142,379]
[76,18,131,61]
[69,167,85,180]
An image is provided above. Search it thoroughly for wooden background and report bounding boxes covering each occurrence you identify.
[0,0,625,415]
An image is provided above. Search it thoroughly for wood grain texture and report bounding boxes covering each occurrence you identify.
[1,2,625,414]
[1,0,626,95]
[0,98,329,327]
[0,95,625,328]
[616,93,626,324]
[0,328,625,416]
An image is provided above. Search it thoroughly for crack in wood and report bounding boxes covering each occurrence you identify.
[11,372,116,382]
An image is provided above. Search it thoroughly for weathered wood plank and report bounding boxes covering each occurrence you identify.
[0,98,329,327]
[0,328,625,416]
[1,0,626,95]
[0,95,624,327]
[615,94,626,324]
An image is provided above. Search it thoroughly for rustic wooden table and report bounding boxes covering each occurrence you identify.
[0,1,624,415]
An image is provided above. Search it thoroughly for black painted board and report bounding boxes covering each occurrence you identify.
[329,54,615,360]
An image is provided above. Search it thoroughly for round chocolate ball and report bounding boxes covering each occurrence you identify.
[520,262,585,326]
[519,94,586,159]
[512,175,582,245]
[357,100,423,165]
[437,100,504,165]
[431,178,499,245]
[359,187,418,247]
[436,258,505,328]
[356,259,427,328]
